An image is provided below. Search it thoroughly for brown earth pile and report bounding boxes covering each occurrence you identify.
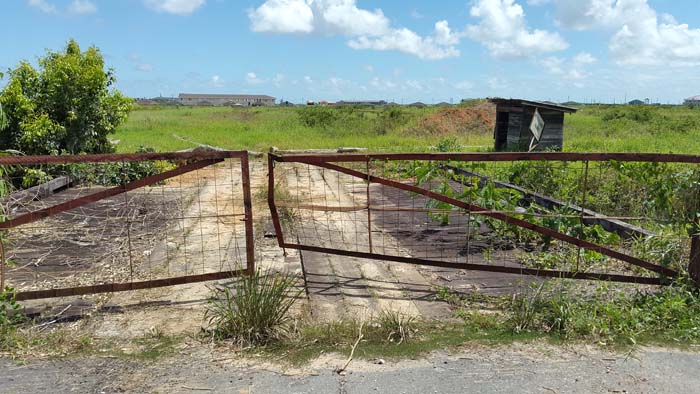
[415,101,495,136]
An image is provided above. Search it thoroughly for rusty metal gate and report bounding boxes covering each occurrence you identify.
[0,150,254,301]
[268,152,700,286]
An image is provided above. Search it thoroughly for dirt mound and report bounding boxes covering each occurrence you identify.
[416,101,495,136]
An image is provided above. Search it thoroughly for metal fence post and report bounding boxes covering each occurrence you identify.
[690,235,700,285]
[0,238,5,290]
[241,151,255,275]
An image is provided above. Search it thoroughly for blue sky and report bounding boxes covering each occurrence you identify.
[2,0,700,103]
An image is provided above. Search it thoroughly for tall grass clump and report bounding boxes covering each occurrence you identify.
[205,269,302,346]
[376,309,418,344]
[500,281,700,345]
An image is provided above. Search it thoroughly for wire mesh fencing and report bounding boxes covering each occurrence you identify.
[269,152,700,286]
[0,151,254,301]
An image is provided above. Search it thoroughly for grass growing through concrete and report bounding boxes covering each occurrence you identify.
[259,315,544,366]
[257,280,700,366]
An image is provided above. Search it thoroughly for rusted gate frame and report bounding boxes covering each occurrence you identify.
[268,152,695,285]
[271,151,700,164]
[0,150,255,301]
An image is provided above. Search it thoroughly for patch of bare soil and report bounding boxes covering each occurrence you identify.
[413,101,495,136]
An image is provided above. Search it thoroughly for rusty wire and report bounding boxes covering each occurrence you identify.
[268,153,698,285]
[2,151,254,301]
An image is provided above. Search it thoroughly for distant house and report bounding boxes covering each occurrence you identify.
[684,96,700,106]
[135,99,157,106]
[490,98,577,152]
[179,93,276,107]
[408,102,427,108]
[336,100,387,106]
[560,101,581,107]
[628,99,645,105]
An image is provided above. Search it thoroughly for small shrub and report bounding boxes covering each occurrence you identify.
[0,286,23,349]
[62,146,174,186]
[0,286,22,327]
[297,106,338,128]
[376,309,417,344]
[507,283,545,333]
[205,269,302,346]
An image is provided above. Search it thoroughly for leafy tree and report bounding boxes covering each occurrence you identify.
[0,39,132,155]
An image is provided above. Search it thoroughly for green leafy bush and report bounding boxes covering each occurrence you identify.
[0,39,132,155]
[297,106,339,128]
[504,282,700,344]
[0,287,23,349]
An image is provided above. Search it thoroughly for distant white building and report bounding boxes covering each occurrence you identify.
[684,96,700,106]
[179,93,276,107]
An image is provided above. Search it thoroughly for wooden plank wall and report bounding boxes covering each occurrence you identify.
[494,103,566,151]
[518,107,564,151]
[494,110,510,150]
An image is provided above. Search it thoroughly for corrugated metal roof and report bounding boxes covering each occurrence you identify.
[179,93,275,100]
[489,98,577,113]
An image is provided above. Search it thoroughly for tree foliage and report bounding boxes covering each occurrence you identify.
[0,39,132,155]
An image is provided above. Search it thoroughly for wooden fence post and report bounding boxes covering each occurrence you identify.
[690,235,700,285]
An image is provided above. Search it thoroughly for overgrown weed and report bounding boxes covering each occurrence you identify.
[204,268,303,346]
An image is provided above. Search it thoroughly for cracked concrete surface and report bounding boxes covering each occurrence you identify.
[2,344,699,393]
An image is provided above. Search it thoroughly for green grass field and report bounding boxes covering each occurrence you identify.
[113,103,700,154]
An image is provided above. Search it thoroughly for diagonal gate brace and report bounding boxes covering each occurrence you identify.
[0,158,222,230]
[302,160,677,279]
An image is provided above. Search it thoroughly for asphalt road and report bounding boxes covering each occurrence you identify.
[2,344,698,393]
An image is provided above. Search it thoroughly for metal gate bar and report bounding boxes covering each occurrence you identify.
[307,160,675,277]
[1,150,255,301]
[269,152,699,285]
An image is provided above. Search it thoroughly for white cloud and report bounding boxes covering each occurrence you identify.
[454,80,474,91]
[487,77,508,90]
[466,0,568,58]
[363,65,374,72]
[28,0,57,13]
[405,80,424,91]
[410,9,423,20]
[249,0,460,60]
[311,0,390,36]
[127,53,154,72]
[145,0,205,15]
[538,51,597,79]
[348,22,461,60]
[249,0,314,33]
[210,75,224,87]
[553,0,700,66]
[272,73,285,86]
[68,0,96,14]
[246,72,265,85]
[136,63,154,72]
[368,77,397,90]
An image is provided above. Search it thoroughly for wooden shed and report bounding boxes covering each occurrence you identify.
[489,98,577,152]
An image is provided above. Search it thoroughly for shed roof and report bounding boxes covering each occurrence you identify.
[489,98,577,113]
[179,93,275,100]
